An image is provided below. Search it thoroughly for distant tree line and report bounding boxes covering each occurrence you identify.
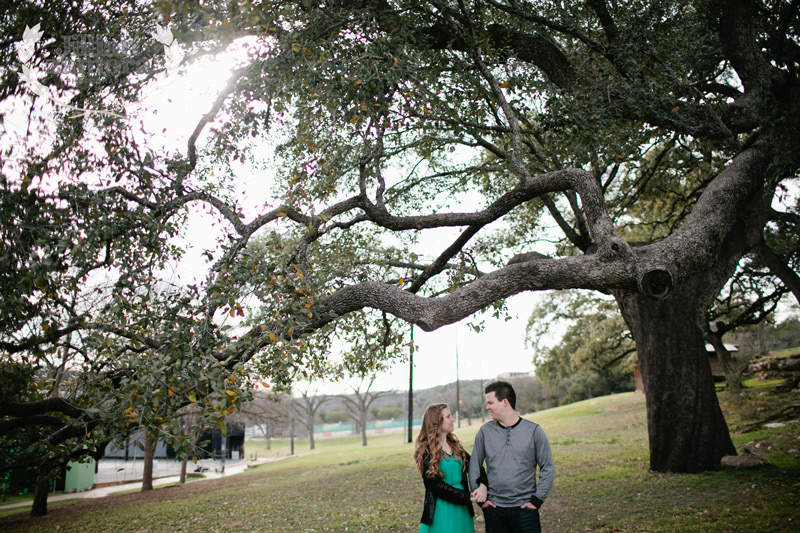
[285,315,800,430]
[731,317,800,359]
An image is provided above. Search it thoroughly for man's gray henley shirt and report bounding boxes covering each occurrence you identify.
[469,418,555,508]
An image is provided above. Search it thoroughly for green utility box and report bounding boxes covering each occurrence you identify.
[64,459,96,493]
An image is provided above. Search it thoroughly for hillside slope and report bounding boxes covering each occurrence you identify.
[2,389,798,532]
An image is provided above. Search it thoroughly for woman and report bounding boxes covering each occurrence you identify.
[414,403,487,532]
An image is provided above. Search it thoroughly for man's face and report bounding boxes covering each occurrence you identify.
[485,392,506,420]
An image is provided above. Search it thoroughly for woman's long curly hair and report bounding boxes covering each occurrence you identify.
[413,403,467,478]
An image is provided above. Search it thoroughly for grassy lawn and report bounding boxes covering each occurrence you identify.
[1,386,798,532]
[0,496,90,519]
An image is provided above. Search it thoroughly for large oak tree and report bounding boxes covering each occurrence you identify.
[2,0,799,478]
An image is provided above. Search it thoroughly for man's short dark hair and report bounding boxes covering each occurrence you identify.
[485,381,516,409]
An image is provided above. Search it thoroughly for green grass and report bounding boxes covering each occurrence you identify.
[0,498,85,520]
[1,389,798,532]
[0,472,210,517]
[0,494,36,507]
[768,346,800,358]
[237,438,293,460]
[104,474,207,497]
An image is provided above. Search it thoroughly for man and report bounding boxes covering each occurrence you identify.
[469,381,555,533]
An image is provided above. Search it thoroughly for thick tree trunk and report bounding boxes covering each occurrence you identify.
[141,435,157,491]
[30,470,49,517]
[619,282,736,473]
[616,162,773,472]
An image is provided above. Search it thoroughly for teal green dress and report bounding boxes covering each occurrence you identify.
[419,456,475,533]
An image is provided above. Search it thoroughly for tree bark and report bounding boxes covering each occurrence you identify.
[756,239,800,306]
[180,456,188,484]
[141,435,157,491]
[30,469,49,517]
[359,415,367,447]
[706,329,742,391]
[616,141,775,472]
[618,280,736,473]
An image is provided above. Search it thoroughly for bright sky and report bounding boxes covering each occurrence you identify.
[364,291,545,395]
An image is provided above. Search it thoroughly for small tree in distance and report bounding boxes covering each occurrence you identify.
[238,390,293,451]
[293,383,330,451]
[340,375,397,447]
[336,311,405,446]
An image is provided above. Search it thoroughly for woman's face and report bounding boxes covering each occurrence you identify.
[439,407,455,436]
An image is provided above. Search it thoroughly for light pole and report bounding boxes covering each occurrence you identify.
[455,326,460,428]
[407,323,414,444]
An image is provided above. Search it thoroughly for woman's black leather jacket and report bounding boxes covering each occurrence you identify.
[420,451,488,526]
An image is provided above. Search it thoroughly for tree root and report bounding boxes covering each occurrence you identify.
[734,404,800,434]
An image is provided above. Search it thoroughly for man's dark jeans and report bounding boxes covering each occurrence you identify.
[483,505,541,533]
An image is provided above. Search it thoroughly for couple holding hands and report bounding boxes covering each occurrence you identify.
[414,381,555,533]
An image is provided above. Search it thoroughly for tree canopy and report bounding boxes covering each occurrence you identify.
[2,0,799,490]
